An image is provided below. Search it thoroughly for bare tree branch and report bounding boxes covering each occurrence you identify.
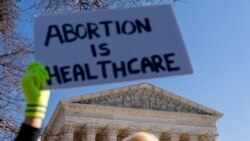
[1,0,185,139]
[0,0,33,139]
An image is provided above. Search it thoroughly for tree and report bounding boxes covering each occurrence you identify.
[1,0,179,140]
[39,0,169,13]
[0,0,33,139]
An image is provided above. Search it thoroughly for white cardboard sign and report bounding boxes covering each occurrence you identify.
[35,4,193,89]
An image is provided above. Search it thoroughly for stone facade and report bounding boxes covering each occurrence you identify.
[42,83,223,141]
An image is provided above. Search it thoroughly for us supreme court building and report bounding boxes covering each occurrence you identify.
[42,83,223,141]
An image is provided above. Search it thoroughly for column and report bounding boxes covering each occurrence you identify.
[170,132,180,141]
[128,126,138,136]
[151,129,162,139]
[207,134,217,141]
[190,134,199,141]
[62,132,74,141]
[107,126,119,141]
[86,124,98,141]
[60,124,75,141]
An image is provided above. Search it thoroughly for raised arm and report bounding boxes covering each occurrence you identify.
[16,62,50,141]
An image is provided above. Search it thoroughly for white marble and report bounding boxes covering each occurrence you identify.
[41,83,222,141]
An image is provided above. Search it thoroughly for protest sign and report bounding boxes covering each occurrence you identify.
[35,4,193,89]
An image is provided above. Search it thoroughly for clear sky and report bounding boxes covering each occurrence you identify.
[18,1,250,141]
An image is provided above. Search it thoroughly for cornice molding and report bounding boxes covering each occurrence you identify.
[65,103,219,123]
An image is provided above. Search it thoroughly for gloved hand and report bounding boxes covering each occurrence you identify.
[21,62,50,119]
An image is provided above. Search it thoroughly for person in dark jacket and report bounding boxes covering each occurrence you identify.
[15,62,159,141]
[16,62,50,141]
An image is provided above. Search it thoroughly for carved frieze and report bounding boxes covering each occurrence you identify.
[73,88,211,115]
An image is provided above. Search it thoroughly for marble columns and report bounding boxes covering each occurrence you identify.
[86,124,97,141]
[56,123,218,141]
[170,132,180,141]
[107,126,119,141]
[190,134,199,141]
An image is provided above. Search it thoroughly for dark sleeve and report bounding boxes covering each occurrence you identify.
[15,124,41,141]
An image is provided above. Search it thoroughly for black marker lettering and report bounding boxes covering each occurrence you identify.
[97,60,111,78]
[135,18,152,33]
[76,24,87,39]
[73,64,85,81]
[151,55,165,73]
[113,61,126,78]
[45,66,62,85]
[99,43,110,56]
[62,24,77,43]
[127,58,140,74]
[45,25,64,46]
[44,18,152,46]
[60,66,72,83]
[91,44,97,57]
[99,21,113,36]
[122,21,136,35]
[164,53,180,72]
[85,64,98,80]
[87,23,100,39]
[115,21,122,35]
[141,57,155,73]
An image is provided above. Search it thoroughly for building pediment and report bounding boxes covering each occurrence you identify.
[62,83,222,117]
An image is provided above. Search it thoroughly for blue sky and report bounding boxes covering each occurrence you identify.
[18,1,250,141]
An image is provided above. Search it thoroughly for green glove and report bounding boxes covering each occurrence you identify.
[21,62,50,119]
